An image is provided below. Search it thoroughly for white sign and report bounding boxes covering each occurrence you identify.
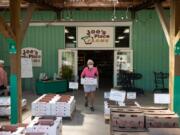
[21,47,42,67]
[81,78,97,85]
[154,93,170,104]
[78,27,114,48]
[21,58,33,78]
[104,92,110,99]
[127,92,136,99]
[69,82,79,89]
[109,89,126,102]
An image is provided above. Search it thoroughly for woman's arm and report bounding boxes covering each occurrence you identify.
[81,68,86,78]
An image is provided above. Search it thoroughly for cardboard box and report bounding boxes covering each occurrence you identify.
[81,78,97,85]
[110,108,144,131]
[32,94,76,117]
[146,114,179,128]
[143,109,175,115]
[0,125,25,135]
[0,99,27,116]
[25,117,62,135]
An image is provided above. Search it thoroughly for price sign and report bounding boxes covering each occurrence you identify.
[127,92,136,99]
[109,89,126,102]
[154,93,170,104]
[69,82,79,90]
[104,92,110,99]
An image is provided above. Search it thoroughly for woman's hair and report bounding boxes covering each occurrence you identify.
[87,59,94,65]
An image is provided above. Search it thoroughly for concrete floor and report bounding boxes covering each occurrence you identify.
[0,88,168,135]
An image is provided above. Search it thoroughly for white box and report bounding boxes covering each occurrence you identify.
[25,117,62,135]
[81,78,97,85]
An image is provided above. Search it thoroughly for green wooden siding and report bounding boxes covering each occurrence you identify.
[0,10,169,91]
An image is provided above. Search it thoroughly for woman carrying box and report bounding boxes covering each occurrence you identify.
[81,59,99,112]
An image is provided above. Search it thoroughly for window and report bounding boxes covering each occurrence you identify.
[65,27,76,48]
[115,26,130,48]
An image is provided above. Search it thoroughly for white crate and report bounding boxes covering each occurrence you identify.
[0,127,25,135]
[25,117,62,135]
[0,99,27,116]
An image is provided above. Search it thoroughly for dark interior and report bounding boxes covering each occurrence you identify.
[78,50,114,89]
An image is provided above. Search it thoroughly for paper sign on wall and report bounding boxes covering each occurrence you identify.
[154,93,170,104]
[21,47,42,67]
[69,82,79,89]
[109,89,126,102]
[127,92,136,99]
[21,58,33,78]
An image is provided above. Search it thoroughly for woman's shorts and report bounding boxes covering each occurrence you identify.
[84,85,96,93]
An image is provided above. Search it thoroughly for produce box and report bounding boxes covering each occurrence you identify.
[0,125,26,135]
[146,114,179,128]
[25,116,62,135]
[110,108,145,132]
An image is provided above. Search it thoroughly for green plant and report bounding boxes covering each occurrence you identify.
[60,65,73,81]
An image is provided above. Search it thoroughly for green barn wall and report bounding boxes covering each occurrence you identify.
[0,10,169,91]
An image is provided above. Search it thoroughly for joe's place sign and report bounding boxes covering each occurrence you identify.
[78,27,114,48]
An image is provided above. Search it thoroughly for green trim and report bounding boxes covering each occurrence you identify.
[10,74,18,124]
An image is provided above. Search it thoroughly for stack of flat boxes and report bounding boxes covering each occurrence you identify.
[51,95,76,117]
[25,116,62,135]
[32,94,76,117]
[0,125,26,135]
[0,97,27,116]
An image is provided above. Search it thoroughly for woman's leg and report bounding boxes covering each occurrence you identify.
[85,92,89,107]
[90,91,95,111]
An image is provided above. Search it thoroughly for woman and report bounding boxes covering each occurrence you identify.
[0,60,8,96]
[81,59,99,112]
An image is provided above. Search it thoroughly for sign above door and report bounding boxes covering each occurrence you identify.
[77,27,114,48]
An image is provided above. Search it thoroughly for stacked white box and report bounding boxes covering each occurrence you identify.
[0,125,25,135]
[25,117,62,135]
[32,94,76,117]
[0,99,27,116]
[31,94,58,116]
[51,96,76,117]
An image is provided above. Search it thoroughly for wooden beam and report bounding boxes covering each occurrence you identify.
[174,31,180,45]
[10,0,22,123]
[155,2,170,46]
[20,3,36,43]
[0,16,15,39]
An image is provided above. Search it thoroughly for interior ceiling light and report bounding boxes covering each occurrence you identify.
[65,29,69,33]
[73,40,77,43]
[68,36,75,39]
[115,41,120,43]
[124,28,130,33]
[118,36,125,40]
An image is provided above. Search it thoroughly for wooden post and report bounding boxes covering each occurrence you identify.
[170,0,180,112]
[9,0,22,124]
[155,0,180,111]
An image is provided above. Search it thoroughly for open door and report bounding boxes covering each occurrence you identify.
[58,49,78,81]
[114,50,133,87]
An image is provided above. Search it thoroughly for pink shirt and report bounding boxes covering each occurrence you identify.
[0,67,7,87]
[81,67,99,78]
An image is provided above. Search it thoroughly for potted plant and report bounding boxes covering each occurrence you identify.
[60,65,73,81]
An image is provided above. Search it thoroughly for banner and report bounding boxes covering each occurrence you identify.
[21,47,42,67]
[78,27,114,48]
